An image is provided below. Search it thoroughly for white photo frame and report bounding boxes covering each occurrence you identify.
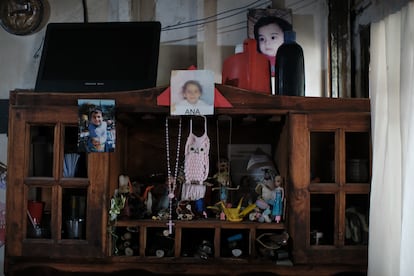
[170,70,215,116]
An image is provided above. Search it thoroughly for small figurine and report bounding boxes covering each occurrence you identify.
[219,197,256,222]
[272,175,284,223]
[249,198,272,223]
[118,175,132,194]
[211,158,239,203]
[176,200,195,220]
[254,174,285,223]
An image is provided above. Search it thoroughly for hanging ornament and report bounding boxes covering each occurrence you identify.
[181,116,210,216]
[212,115,239,203]
[165,116,182,234]
[184,116,210,184]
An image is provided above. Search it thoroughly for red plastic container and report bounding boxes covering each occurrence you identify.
[28,200,44,225]
[222,38,271,94]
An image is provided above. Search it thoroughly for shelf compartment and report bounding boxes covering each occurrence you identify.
[113,219,286,260]
[255,229,290,262]
[220,228,250,258]
[310,194,335,246]
[345,194,369,245]
[180,228,215,259]
[63,126,87,178]
[29,125,54,177]
[61,188,87,240]
[345,132,371,183]
[145,227,175,257]
[26,186,52,239]
[112,226,140,256]
[310,132,335,183]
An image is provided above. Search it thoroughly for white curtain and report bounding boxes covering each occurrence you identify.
[369,2,414,276]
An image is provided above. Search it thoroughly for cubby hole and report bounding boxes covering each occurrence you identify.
[346,132,370,183]
[255,229,290,261]
[61,188,87,240]
[345,194,369,245]
[29,125,54,177]
[310,193,335,245]
[63,126,87,178]
[145,227,175,257]
[220,228,250,258]
[112,227,140,256]
[310,132,335,183]
[26,186,52,239]
[180,228,214,259]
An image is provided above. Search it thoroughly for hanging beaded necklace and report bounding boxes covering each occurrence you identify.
[165,116,182,234]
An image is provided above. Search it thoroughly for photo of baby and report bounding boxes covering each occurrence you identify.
[78,99,116,152]
[170,70,215,116]
[247,9,293,94]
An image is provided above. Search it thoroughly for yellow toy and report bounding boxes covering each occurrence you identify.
[220,198,256,222]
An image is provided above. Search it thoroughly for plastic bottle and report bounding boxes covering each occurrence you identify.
[275,31,305,96]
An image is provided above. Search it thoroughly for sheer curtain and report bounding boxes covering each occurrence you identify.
[369,2,414,276]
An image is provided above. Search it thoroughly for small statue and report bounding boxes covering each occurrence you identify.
[211,158,239,203]
[176,200,195,220]
[255,174,285,223]
[272,175,284,223]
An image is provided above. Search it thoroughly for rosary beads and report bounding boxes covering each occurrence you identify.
[165,116,182,234]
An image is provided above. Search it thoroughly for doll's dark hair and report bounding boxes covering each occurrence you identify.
[253,16,293,53]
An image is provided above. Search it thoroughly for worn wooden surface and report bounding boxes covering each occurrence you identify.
[6,86,370,275]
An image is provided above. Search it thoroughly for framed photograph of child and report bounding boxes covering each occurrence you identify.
[170,70,215,116]
[247,9,293,94]
[78,99,116,153]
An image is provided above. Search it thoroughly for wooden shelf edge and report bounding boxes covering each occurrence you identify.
[113,219,286,230]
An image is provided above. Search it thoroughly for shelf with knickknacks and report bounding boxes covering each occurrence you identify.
[105,85,290,261]
[108,80,289,229]
[4,55,372,275]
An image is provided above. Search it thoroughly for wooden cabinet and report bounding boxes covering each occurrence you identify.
[5,85,370,275]
[288,112,371,265]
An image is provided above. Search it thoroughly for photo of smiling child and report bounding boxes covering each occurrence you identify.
[78,99,116,152]
[170,70,214,116]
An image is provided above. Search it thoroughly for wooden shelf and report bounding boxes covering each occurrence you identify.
[114,219,285,229]
[112,219,287,260]
[6,86,370,275]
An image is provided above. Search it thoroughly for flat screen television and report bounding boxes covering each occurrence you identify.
[35,21,161,92]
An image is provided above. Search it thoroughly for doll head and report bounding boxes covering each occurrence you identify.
[253,16,292,57]
[274,175,283,187]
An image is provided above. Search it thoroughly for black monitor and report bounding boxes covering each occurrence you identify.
[35,21,161,92]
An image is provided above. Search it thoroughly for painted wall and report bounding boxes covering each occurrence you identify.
[0,0,329,157]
